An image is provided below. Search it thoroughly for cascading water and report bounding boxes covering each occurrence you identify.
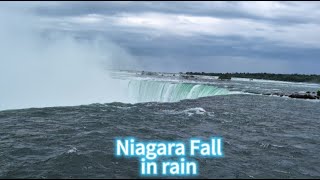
[127,80,230,103]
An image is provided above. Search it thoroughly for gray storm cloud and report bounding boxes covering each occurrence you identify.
[0,5,137,110]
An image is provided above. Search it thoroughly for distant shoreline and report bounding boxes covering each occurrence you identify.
[114,69,320,85]
[185,72,320,84]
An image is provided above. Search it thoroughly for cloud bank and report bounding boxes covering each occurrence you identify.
[2,2,320,75]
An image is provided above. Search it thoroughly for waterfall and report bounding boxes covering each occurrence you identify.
[127,80,230,103]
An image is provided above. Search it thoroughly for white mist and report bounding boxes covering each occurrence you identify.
[0,4,136,110]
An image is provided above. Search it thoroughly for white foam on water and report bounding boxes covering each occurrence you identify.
[162,107,215,117]
[67,147,78,154]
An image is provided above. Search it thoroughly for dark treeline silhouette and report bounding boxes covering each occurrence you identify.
[185,72,320,83]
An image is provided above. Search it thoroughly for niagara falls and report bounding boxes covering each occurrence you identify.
[1,1,320,179]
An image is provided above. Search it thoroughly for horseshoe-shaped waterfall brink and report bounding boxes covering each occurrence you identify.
[127,80,231,103]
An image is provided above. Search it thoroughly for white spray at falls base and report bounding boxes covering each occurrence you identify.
[127,80,231,103]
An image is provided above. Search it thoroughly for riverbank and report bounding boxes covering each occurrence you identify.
[185,72,320,84]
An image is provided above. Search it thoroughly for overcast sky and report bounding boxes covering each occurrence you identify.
[3,1,320,74]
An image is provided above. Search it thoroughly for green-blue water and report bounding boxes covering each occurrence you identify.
[128,80,231,103]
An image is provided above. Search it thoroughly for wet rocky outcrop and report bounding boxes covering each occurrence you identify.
[263,91,319,100]
[288,92,319,100]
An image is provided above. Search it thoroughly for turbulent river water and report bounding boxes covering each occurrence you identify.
[0,71,320,178]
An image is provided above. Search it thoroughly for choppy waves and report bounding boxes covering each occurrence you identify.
[1,95,320,178]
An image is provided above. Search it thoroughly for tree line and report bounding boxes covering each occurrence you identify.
[185,72,320,83]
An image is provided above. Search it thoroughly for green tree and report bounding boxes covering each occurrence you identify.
[218,74,231,80]
[317,90,320,96]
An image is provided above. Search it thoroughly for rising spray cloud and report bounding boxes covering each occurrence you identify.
[0,3,137,110]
